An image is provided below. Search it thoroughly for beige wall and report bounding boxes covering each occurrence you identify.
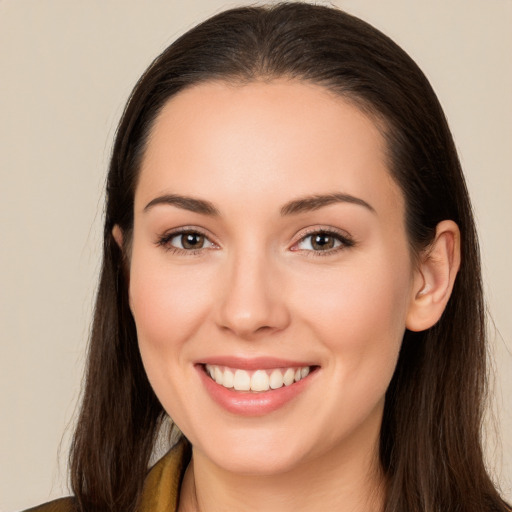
[0,1,510,510]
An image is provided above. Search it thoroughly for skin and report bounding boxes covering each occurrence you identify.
[115,80,460,512]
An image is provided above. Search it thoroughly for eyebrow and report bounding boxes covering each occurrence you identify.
[144,194,220,216]
[143,192,375,217]
[280,193,375,216]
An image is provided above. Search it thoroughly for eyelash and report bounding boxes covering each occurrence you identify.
[156,228,217,256]
[291,227,355,257]
[156,227,355,256]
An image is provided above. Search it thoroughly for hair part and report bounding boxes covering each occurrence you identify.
[70,3,508,511]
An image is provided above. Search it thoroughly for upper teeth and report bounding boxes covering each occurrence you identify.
[205,364,311,392]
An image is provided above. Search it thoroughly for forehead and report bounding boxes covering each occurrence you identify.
[136,79,403,219]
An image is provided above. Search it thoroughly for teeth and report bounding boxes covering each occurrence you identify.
[205,364,312,392]
[251,370,269,391]
[283,368,295,386]
[214,367,223,385]
[233,369,251,391]
[223,368,234,388]
[269,369,284,389]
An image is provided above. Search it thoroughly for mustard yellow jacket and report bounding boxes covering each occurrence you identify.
[24,440,189,512]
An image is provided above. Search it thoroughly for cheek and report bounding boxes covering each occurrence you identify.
[128,248,214,362]
[127,248,220,422]
[293,249,412,387]
[299,259,409,334]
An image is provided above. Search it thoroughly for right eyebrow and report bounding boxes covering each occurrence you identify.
[143,194,220,216]
[280,192,375,216]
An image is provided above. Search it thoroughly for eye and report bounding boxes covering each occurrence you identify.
[157,229,217,252]
[293,230,354,253]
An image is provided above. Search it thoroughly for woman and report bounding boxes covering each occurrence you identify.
[26,3,510,512]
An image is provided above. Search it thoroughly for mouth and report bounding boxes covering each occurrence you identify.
[203,364,315,393]
[196,357,320,415]
[195,357,320,417]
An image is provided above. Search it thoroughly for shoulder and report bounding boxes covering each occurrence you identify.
[20,440,189,512]
[22,497,75,512]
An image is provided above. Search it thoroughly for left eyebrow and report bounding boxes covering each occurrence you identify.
[143,194,220,216]
[280,193,375,216]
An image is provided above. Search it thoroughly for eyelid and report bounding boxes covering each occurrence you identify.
[155,225,354,255]
[156,226,219,253]
[290,226,355,254]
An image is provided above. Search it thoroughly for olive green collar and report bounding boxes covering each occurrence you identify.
[138,438,191,512]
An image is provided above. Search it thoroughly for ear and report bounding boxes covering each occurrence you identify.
[406,220,461,332]
[112,224,124,250]
[112,224,132,306]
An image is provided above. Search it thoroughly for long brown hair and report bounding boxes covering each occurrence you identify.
[70,3,509,511]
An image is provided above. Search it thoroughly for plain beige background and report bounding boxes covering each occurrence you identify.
[0,1,510,510]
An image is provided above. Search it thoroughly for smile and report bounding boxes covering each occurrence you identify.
[205,364,311,392]
[197,359,319,416]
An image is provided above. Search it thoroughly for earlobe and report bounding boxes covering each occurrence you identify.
[112,224,132,307]
[406,220,461,332]
[112,224,124,250]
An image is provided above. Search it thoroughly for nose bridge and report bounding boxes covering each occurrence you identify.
[216,242,289,338]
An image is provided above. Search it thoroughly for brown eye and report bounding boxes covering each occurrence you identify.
[181,232,205,249]
[295,230,351,253]
[311,233,336,250]
[166,231,215,251]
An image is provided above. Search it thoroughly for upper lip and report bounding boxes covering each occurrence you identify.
[197,356,317,370]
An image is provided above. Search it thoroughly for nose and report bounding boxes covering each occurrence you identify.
[215,250,291,340]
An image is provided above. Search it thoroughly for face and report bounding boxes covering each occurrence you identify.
[127,80,418,475]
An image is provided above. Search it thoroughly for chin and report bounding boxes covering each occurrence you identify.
[207,443,310,476]
[185,419,333,477]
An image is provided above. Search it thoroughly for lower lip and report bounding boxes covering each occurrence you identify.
[197,365,317,416]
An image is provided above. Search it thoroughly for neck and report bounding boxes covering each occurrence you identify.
[179,419,385,512]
